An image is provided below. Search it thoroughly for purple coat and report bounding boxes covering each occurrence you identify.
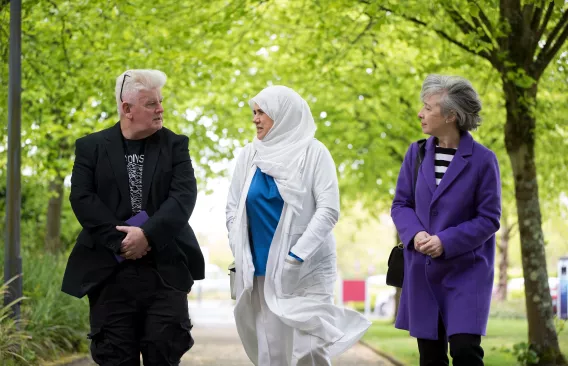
[391,132,501,340]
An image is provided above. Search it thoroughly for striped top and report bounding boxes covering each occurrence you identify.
[435,146,457,186]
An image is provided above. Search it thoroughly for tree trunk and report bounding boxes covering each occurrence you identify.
[44,178,64,253]
[494,211,513,302]
[393,232,402,323]
[503,80,566,365]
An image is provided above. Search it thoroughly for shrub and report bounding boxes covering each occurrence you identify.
[0,277,35,365]
[0,250,89,364]
[22,251,89,363]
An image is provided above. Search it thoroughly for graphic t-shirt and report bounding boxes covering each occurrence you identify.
[123,138,146,215]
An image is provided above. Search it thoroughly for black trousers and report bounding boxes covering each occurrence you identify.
[87,261,194,366]
[417,316,484,366]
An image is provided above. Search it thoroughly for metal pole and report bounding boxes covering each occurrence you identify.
[4,0,22,321]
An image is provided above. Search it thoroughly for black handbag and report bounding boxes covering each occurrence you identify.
[386,243,405,287]
[386,139,426,288]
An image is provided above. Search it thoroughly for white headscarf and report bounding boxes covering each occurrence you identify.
[249,85,317,216]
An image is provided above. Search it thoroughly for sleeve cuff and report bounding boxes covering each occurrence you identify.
[109,240,122,254]
[288,251,304,262]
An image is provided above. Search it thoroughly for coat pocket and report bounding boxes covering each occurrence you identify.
[281,260,303,294]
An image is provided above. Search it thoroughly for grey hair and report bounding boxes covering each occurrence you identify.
[420,74,482,131]
[115,69,167,116]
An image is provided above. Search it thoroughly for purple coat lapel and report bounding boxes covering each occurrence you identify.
[420,138,437,195]
[432,133,474,203]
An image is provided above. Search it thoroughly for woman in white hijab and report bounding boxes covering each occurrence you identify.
[226,85,370,366]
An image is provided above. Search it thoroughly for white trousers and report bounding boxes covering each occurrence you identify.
[251,276,332,366]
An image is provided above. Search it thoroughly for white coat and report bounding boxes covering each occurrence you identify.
[226,139,371,364]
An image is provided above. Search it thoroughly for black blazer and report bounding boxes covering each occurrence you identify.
[61,122,205,298]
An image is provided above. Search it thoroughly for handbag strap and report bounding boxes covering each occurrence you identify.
[413,139,427,193]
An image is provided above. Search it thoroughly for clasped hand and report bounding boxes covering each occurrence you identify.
[414,231,444,259]
[116,226,151,260]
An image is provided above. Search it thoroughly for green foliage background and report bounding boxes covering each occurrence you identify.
[0,0,567,363]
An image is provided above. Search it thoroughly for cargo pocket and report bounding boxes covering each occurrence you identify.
[87,327,113,365]
[141,317,195,365]
[168,318,194,364]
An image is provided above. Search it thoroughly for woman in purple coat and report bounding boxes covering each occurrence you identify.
[391,74,501,366]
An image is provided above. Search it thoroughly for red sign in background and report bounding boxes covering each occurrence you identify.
[342,280,366,302]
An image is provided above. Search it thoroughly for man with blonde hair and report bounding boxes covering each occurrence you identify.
[62,69,204,365]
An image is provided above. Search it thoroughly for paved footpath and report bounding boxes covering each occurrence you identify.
[181,300,392,366]
[68,300,392,365]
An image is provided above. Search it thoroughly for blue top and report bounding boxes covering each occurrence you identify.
[246,168,285,276]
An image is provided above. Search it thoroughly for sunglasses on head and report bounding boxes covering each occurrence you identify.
[119,74,130,102]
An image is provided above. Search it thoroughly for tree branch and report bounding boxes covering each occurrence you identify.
[510,222,518,237]
[522,2,535,31]
[59,17,72,68]
[535,9,568,77]
[530,2,543,32]
[351,13,376,45]
[23,57,55,101]
[536,1,554,38]
[311,11,380,85]
[539,5,568,57]
[502,0,522,14]
[386,145,405,162]
[445,4,495,49]
[378,6,493,61]
[473,0,494,33]
[444,6,476,35]
[45,0,58,10]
